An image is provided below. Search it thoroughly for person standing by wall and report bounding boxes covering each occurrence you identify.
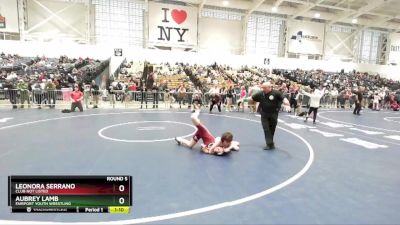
[32,80,43,109]
[288,84,300,114]
[226,85,234,112]
[192,86,203,110]
[248,82,261,113]
[45,79,57,109]
[83,83,91,109]
[90,80,100,109]
[16,79,30,108]
[250,82,284,150]
[177,84,187,109]
[373,92,381,111]
[344,88,352,109]
[330,87,339,108]
[4,80,17,109]
[237,86,247,112]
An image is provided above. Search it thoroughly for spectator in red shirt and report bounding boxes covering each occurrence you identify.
[391,101,399,111]
[70,85,84,112]
[128,83,137,92]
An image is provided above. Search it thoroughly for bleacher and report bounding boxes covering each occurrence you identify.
[158,74,187,89]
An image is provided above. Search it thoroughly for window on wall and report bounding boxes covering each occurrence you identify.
[201,6,243,21]
[246,14,284,56]
[358,30,387,64]
[330,25,353,33]
[92,0,145,47]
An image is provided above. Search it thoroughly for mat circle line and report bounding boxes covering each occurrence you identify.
[0,111,314,225]
[98,121,197,143]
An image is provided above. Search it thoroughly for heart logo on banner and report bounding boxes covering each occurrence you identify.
[171,9,187,24]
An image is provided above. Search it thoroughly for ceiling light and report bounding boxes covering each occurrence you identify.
[272,6,278,12]
[222,0,229,6]
[314,13,321,18]
[352,18,358,23]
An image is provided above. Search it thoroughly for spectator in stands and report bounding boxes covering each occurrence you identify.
[32,80,43,109]
[208,84,219,95]
[330,87,339,108]
[177,84,187,109]
[288,84,299,114]
[237,86,247,112]
[67,73,75,84]
[108,84,116,108]
[45,79,57,108]
[70,85,84,112]
[151,82,159,108]
[128,82,137,92]
[4,80,17,109]
[338,89,346,109]
[90,80,100,109]
[373,92,381,111]
[344,88,352,109]
[225,85,234,112]
[17,79,30,108]
[83,83,92,109]
[192,86,203,109]
[379,89,386,109]
[219,86,226,108]
[248,82,261,113]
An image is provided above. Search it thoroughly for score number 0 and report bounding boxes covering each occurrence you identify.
[118,184,125,205]
[117,177,128,205]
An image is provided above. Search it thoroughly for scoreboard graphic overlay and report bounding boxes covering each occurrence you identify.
[8,176,132,213]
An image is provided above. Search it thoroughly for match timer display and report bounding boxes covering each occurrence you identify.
[8,176,132,213]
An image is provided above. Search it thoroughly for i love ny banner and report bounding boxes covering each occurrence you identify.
[148,2,198,48]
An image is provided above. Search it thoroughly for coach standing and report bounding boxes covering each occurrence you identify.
[70,85,84,112]
[251,82,284,150]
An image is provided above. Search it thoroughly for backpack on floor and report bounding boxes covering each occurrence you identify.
[298,112,306,117]
[61,109,71,113]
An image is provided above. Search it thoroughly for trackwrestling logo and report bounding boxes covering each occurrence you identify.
[291,31,321,43]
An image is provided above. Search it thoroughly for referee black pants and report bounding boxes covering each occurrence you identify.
[261,113,278,146]
[353,102,362,114]
[210,101,221,112]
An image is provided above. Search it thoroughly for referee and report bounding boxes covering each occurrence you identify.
[353,86,364,115]
[251,82,284,150]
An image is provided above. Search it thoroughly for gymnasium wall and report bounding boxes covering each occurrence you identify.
[198,17,243,55]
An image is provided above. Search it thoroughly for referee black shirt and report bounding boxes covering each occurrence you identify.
[252,90,284,116]
[355,91,363,102]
